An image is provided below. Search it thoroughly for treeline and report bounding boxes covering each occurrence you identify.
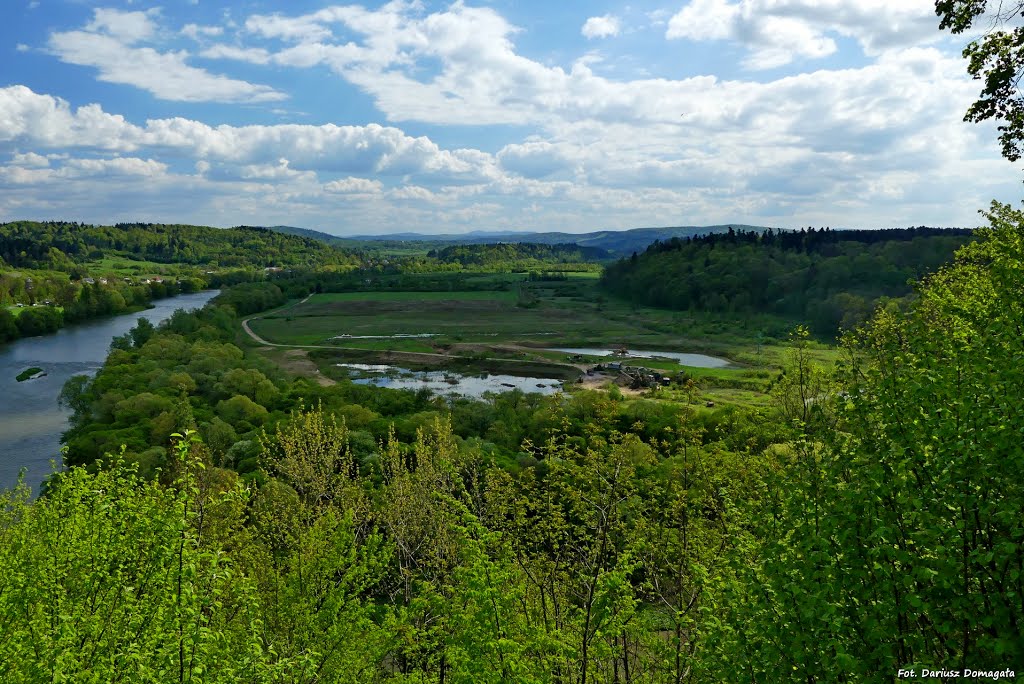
[601,226,975,336]
[663,225,973,251]
[0,221,360,270]
[425,242,611,267]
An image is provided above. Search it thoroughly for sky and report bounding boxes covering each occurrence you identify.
[0,0,1020,235]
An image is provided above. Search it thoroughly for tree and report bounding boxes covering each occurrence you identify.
[770,326,836,432]
[0,436,285,681]
[130,317,156,347]
[58,374,93,428]
[260,404,357,509]
[0,308,17,342]
[15,306,62,336]
[936,1,1024,160]
[716,206,1024,679]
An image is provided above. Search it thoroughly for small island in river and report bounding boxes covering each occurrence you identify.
[15,367,46,382]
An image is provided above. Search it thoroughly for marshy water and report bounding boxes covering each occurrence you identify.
[336,363,564,398]
[546,347,732,368]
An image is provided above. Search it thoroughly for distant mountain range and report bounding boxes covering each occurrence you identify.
[268,224,777,256]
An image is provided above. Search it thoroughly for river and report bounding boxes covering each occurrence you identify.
[0,290,219,492]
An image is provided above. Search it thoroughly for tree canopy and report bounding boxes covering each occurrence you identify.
[600,227,974,337]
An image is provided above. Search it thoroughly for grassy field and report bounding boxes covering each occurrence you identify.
[251,276,814,357]
[307,290,519,304]
[5,305,64,319]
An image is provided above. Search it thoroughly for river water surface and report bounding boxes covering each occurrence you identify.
[0,290,219,492]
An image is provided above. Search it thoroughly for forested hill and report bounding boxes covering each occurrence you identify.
[268,224,350,246]
[0,221,360,270]
[426,242,612,266]
[275,224,773,256]
[601,226,976,336]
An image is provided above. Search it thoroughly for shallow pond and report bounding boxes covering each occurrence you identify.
[336,364,564,399]
[547,347,732,368]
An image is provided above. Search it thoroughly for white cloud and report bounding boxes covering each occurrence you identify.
[182,23,225,40]
[666,0,937,68]
[238,158,316,182]
[0,87,476,183]
[0,155,166,185]
[324,177,383,193]
[48,9,285,103]
[199,44,272,64]
[0,165,52,185]
[390,185,441,202]
[86,8,159,43]
[245,12,337,42]
[59,157,167,178]
[11,152,50,168]
[581,15,621,39]
[0,85,143,151]
[498,141,574,178]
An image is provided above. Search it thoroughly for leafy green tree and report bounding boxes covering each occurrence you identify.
[130,317,156,347]
[770,326,837,432]
[216,367,279,407]
[14,306,62,336]
[216,395,269,428]
[243,500,391,684]
[0,308,18,342]
[937,0,1024,160]
[260,404,359,509]
[0,435,285,681]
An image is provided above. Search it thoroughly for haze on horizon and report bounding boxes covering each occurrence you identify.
[0,0,1018,236]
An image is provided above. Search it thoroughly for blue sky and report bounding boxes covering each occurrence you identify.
[0,0,1019,234]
